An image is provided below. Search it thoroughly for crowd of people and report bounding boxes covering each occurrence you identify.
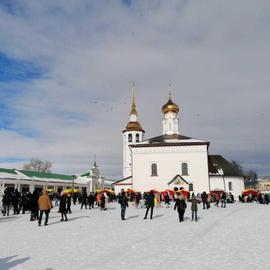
[239,192,269,204]
[1,187,269,226]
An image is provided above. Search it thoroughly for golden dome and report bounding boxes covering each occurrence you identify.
[162,95,179,114]
[123,121,145,133]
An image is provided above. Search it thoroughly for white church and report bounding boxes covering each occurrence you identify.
[113,86,245,198]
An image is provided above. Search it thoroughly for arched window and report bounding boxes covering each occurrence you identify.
[182,163,188,175]
[229,182,233,191]
[151,163,158,176]
[136,133,140,142]
[128,134,132,142]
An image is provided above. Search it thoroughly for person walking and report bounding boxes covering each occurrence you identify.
[191,193,198,222]
[12,189,21,215]
[59,192,68,222]
[215,193,220,207]
[174,193,187,222]
[2,190,11,216]
[88,193,95,209]
[201,192,208,210]
[221,192,227,208]
[118,190,129,220]
[38,190,53,226]
[66,194,72,214]
[135,192,141,208]
[30,190,39,221]
[100,193,106,210]
[164,193,170,208]
[81,192,88,209]
[96,193,101,208]
[144,191,155,219]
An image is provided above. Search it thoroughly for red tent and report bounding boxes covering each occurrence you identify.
[242,189,258,197]
[210,189,225,195]
[176,189,190,197]
[127,188,137,194]
[147,189,159,194]
[161,189,175,198]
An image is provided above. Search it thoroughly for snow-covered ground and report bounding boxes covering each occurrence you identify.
[0,202,269,270]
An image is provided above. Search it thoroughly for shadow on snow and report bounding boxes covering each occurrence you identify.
[0,255,29,269]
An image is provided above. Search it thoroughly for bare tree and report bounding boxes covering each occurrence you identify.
[231,160,244,175]
[23,159,52,173]
[245,170,258,189]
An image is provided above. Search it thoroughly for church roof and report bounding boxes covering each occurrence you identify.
[208,155,244,177]
[131,134,209,148]
[18,170,74,180]
[162,94,179,114]
[111,176,132,186]
[123,121,145,133]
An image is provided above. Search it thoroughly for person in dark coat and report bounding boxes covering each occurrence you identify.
[88,193,95,209]
[135,192,141,208]
[144,191,155,219]
[2,190,11,216]
[19,192,29,214]
[81,192,88,209]
[12,189,21,215]
[29,190,39,221]
[264,193,269,204]
[201,192,208,210]
[221,192,227,208]
[164,193,170,208]
[66,194,72,214]
[100,193,106,210]
[118,190,129,220]
[191,193,198,222]
[59,193,68,221]
[174,194,187,222]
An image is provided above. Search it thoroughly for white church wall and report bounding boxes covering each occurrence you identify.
[132,145,209,193]
[209,175,245,199]
[225,176,245,198]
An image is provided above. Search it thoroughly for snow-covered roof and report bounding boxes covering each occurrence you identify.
[132,134,209,148]
[0,168,89,185]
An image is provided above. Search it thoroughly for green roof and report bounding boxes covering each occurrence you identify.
[0,168,17,174]
[80,172,90,177]
[208,155,244,177]
[18,170,74,180]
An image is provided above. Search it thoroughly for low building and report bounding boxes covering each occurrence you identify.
[0,161,106,194]
[0,168,88,193]
[255,177,270,192]
[208,155,245,198]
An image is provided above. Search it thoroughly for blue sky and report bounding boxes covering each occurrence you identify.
[0,53,44,82]
[0,0,269,177]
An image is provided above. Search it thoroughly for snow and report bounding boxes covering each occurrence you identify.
[0,202,270,270]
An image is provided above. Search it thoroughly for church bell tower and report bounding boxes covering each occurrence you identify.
[122,83,145,178]
[162,88,180,135]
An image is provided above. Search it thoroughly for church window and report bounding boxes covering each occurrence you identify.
[136,133,140,142]
[128,134,132,142]
[182,163,188,175]
[151,163,158,176]
[182,162,188,175]
[189,183,193,192]
[229,182,233,191]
